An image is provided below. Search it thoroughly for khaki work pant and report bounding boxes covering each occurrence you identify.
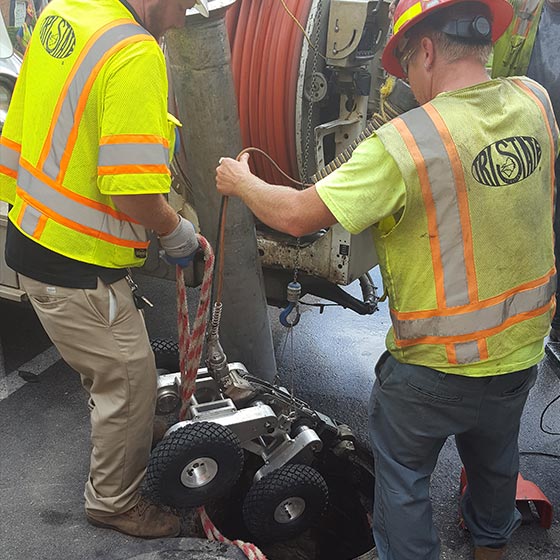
[20,275,157,516]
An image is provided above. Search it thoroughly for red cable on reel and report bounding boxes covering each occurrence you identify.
[226,0,313,185]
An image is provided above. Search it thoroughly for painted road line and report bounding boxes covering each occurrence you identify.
[0,345,61,401]
[0,336,5,398]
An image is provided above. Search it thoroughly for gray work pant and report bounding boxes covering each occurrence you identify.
[368,351,537,560]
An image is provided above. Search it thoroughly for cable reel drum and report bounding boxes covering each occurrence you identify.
[222,0,415,317]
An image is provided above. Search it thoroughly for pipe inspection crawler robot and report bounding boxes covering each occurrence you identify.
[146,318,374,549]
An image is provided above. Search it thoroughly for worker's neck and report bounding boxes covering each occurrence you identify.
[126,0,160,38]
[119,0,145,26]
[430,59,489,99]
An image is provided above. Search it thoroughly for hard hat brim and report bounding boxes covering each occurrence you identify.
[382,0,514,79]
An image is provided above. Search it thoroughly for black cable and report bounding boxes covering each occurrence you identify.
[519,451,560,459]
[299,300,340,308]
[539,391,560,436]
[516,392,560,459]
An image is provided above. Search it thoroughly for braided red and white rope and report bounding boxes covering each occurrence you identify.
[176,234,215,420]
[199,506,268,560]
[175,234,267,560]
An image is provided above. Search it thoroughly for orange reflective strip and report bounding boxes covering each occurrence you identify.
[100,134,169,148]
[19,158,139,224]
[16,187,149,249]
[0,136,21,152]
[393,117,446,308]
[512,0,537,36]
[392,267,555,320]
[57,33,151,182]
[446,344,458,365]
[0,165,17,179]
[393,298,554,347]
[97,164,170,176]
[16,200,27,227]
[33,214,48,239]
[424,103,478,303]
[477,339,489,361]
[37,19,131,170]
[513,79,557,225]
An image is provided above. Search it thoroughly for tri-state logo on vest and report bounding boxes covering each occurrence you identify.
[39,16,76,59]
[471,135,542,187]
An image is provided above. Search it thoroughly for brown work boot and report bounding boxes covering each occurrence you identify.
[87,497,181,538]
[474,546,506,560]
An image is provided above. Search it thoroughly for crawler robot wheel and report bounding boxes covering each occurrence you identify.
[150,338,179,371]
[242,463,329,542]
[146,422,244,508]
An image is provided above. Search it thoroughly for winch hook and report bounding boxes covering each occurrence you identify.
[280,281,302,327]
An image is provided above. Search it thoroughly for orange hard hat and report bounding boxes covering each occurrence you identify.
[382,0,514,78]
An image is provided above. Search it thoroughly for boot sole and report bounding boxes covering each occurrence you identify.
[86,514,181,539]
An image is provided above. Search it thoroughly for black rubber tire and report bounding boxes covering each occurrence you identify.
[242,463,329,542]
[151,338,180,371]
[146,422,244,508]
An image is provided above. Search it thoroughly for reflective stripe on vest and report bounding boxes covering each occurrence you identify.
[514,78,559,156]
[392,271,556,342]
[0,138,21,178]
[16,162,147,247]
[16,20,152,250]
[98,135,170,174]
[390,100,556,363]
[40,21,151,182]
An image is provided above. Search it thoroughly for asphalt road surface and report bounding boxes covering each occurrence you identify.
[2,272,560,559]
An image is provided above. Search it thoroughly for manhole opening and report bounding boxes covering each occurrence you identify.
[209,445,376,560]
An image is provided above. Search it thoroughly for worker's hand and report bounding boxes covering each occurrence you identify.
[159,216,199,267]
[216,153,252,197]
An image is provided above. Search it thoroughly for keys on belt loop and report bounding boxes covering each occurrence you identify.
[125,273,154,310]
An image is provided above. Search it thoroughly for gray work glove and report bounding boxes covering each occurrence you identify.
[159,216,199,267]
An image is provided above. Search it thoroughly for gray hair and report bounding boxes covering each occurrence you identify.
[423,29,493,65]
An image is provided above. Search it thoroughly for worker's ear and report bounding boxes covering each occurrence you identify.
[419,36,435,71]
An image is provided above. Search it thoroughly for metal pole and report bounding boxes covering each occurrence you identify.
[165,2,277,381]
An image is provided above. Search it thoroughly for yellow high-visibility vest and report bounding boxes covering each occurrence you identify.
[375,77,558,368]
[492,0,544,78]
[0,0,175,268]
[21,22,33,50]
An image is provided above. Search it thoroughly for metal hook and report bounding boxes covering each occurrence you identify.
[279,302,301,327]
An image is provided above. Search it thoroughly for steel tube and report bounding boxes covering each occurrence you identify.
[165,4,276,381]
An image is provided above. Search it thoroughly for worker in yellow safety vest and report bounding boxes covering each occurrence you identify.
[15,4,36,55]
[216,0,559,558]
[0,0,208,539]
[492,0,560,341]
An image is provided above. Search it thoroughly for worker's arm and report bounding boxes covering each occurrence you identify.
[216,154,337,237]
[113,193,199,265]
[112,193,179,235]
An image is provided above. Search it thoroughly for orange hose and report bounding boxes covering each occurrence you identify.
[226,0,313,186]
[268,2,290,180]
[248,1,269,174]
[231,0,249,98]
[237,1,257,148]
[225,0,240,40]
[287,0,311,179]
